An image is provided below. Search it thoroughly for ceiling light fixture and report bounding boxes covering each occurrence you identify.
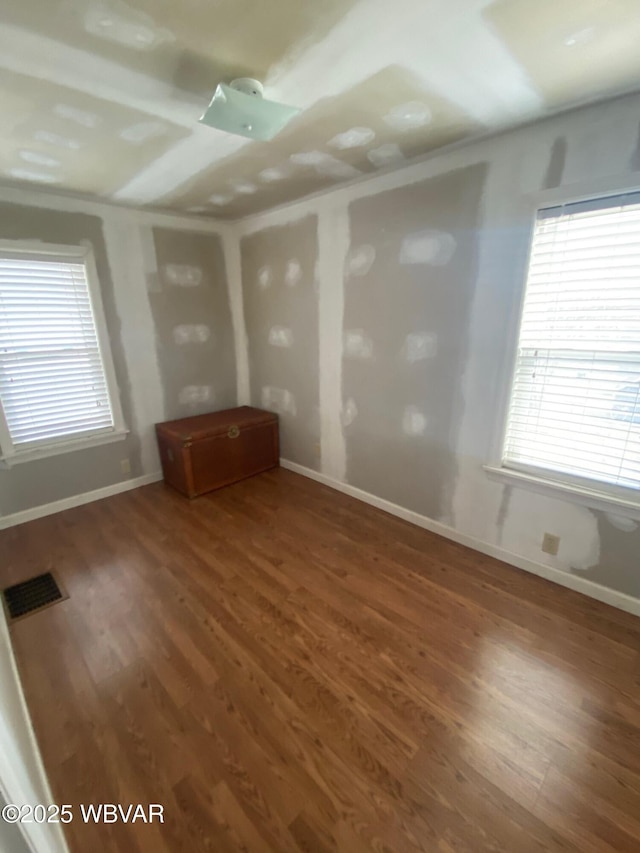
[199,78,301,141]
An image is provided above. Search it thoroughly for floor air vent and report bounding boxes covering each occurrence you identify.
[2,572,66,621]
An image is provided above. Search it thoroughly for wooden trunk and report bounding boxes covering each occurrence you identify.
[155,406,279,498]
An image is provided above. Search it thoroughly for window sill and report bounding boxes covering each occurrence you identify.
[0,429,129,468]
[483,464,640,520]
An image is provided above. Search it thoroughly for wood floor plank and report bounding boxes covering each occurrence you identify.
[1,468,640,851]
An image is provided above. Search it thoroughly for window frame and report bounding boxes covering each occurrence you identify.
[484,175,640,520]
[0,239,127,467]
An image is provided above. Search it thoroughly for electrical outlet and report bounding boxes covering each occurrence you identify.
[120,458,131,475]
[541,533,560,556]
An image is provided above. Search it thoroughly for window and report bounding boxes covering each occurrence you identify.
[0,242,126,465]
[500,191,640,503]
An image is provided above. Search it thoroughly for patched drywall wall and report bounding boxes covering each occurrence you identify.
[6,0,640,216]
[542,137,567,189]
[586,512,640,599]
[484,0,640,106]
[343,165,486,518]
[0,192,234,518]
[236,90,640,609]
[0,202,144,514]
[2,88,640,609]
[168,67,480,219]
[148,228,236,418]
[500,488,601,573]
[240,215,320,468]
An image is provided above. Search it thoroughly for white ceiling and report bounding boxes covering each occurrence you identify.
[1,0,640,218]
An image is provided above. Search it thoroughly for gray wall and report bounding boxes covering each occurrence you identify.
[237,90,640,603]
[0,201,235,517]
[149,228,236,419]
[241,215,320,469]
[0,203,142,512]
[344,165,487,518]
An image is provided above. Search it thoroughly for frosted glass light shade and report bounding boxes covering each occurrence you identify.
[199,84,301,141]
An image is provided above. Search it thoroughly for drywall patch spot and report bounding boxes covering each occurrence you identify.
[329,127,375,150]
[18,150,60,168]
[230,180,257,195]
[258,165,291,182]
[630,119,640,172]
[268,325,294,348]
[345,244,376,277]
[179,385,214,406]
[120,121,168,144]
[563,26,596,47]
[384,101,432,131]
[289,150,361,180]
[85,0,175,51]
[8,168,58,184]
[309,406,321,440]
[367,143,405,169]
[261,386,297,416]
[138,225,160,293]
[344,329,373,360]
[172,324,211,345]
[403,332,437,362]
[400,230,457,266]
[341,397,358,427]
[290,150,329,167]
[495,486,513,539]
[285,259,302,287]
[603,513,638,533]
[502,490,599,571]
[317,158,361,180]
[33,130,81,150]
[402,405,429,436]
[208,193,232,206]
[53,103,101,128]
[542,137,567,189]
[257,266,272,290]
[164,264,202,287]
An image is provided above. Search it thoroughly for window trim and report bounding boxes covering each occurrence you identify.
[0,239,128,467]
[483,465,640,520]
[486,174,640,517]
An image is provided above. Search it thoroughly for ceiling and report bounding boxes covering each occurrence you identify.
[1,0,640,219]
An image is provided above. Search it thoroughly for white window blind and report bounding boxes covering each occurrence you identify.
[504,192,640,493]
[0,249,116,454]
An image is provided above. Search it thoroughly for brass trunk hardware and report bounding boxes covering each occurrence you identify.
[228,425,240,439]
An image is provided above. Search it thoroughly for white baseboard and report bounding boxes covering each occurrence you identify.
[0,472,163,530]
[280,459,640,619]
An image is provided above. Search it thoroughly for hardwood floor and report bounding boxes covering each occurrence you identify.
[2,468,640,852]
